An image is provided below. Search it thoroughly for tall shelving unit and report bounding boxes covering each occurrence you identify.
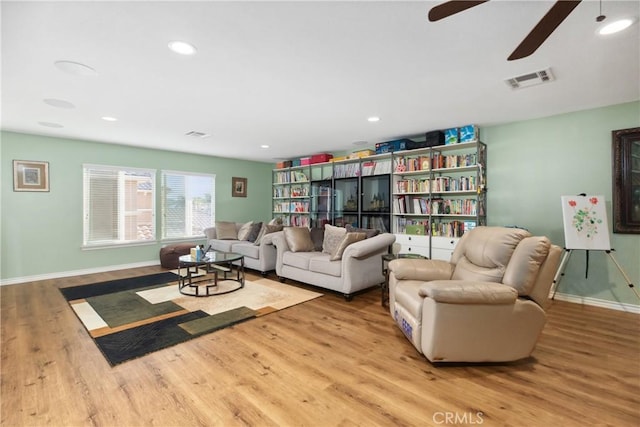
[273,154,393,233]
[392,141,487,259]
[272,165,311,227]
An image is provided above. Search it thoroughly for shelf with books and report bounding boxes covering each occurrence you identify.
[391,139,486,259]
[272,165,311,225]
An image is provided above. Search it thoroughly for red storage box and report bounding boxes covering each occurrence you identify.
[310,153,333,164]
[300,157,311,165]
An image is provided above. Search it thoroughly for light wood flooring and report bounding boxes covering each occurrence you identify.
[1,266,639,426]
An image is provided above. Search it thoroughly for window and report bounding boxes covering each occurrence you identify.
[83,165,156,247]
[161,171,215,239]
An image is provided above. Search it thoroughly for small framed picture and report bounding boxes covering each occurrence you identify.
[13,160,50,192]
[232,177,247,197]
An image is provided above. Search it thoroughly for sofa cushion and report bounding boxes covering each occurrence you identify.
[209,239,236,252]
[283,227,315,252]
[322,224,346,254]
[246,222,263,242]
[216,221,239,240]
[346,224,380,239]
[254,224,284,245]
[282,251,316,270]
[330,232,366,261]
[237,221,254,240]
[308,254,341,277]
[310,227,325,251]
[231,241,260,259]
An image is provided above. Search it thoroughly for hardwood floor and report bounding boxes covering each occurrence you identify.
[1,266,639,426]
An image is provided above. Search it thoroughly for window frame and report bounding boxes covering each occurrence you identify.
[160,169,216,241]
[82,164,157,249]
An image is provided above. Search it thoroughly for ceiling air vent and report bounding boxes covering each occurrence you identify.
[185,131,210,138]
[505,68,555,89]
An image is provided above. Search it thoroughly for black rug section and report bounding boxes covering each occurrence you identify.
[60,272,177,300]
[95,310,209,366]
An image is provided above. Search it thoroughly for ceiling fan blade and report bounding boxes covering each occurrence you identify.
[508,0,582,61]
[428,0,489,22]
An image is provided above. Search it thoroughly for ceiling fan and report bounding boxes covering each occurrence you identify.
[428,0,582,61]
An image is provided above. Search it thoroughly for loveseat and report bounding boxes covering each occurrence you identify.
[271,224,396,300]
[203,221,283,275]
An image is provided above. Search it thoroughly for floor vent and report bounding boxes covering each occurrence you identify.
[506,68,554,89]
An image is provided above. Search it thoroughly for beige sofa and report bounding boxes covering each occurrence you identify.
[272,225,396,300]
[388,226,562,363]
[203,221,282,275]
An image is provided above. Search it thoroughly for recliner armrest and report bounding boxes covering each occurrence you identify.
[388,259,453,281]
[419,280,517,304]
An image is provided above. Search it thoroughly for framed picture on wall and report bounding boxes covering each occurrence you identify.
[612,127,640,234]
[13,160,49,192]
[232,177,247,197]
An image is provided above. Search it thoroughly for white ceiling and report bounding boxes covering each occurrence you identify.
[2,0,639,163]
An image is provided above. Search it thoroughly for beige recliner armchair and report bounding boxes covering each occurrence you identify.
[388,226,562,363]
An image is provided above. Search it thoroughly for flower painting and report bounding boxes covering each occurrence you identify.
[561,195,611,250]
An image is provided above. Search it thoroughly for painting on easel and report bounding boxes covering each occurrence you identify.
[561,195,611,251]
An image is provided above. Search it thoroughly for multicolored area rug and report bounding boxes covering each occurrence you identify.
[60,272,322,366]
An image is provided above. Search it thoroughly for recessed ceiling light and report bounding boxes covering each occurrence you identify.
[367,116,380,122]
[43,98,75,109]
[598,18,634,35]
[38,121,64,128]
[168,41,197,55]
[260,145,270,149]
[101,116,118,122]
[54,60,98,76]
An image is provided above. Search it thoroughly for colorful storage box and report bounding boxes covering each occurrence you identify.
[310,153,333,164]
[300,157,311,165]
[459,125,479,143]
[291,159,301,167]
[375,139,412,154]
[445,128,459,145]
[349,149,374,159]
[276,160,292,169]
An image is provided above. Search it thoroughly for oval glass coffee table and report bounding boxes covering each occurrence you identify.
[177,251,245,297]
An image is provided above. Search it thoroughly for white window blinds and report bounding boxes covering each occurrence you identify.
[161,171,215,239]
[83,165,156,247]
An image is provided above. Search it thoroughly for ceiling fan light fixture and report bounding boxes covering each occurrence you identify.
[598,18,634,35]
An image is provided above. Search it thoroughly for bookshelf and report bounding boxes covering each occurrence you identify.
[272,165,311,227]
[392,141,487,259]
[273,154,392,233]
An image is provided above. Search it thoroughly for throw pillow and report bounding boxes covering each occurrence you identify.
[215,221,238,240]
[268,217,283,225]
[246,222,263,243]
[322,224,347,254]
[254,223,284,245]
[330,232,367,261]
[310,227,324,251]
[237,221,254,240]
[345,224,380,238]
[283,227,314,252]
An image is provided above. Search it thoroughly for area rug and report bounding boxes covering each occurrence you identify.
[60,272,322,366]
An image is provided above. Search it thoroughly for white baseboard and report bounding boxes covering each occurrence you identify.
[553,292,640,314]
[0,260,160,286]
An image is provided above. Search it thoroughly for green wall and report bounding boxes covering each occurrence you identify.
[2,102,640,308]
[1,132,273,280]
[483,101,640,306]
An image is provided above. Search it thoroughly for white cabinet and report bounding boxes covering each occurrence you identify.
[393,234,430,258]
[431,236,458,260]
